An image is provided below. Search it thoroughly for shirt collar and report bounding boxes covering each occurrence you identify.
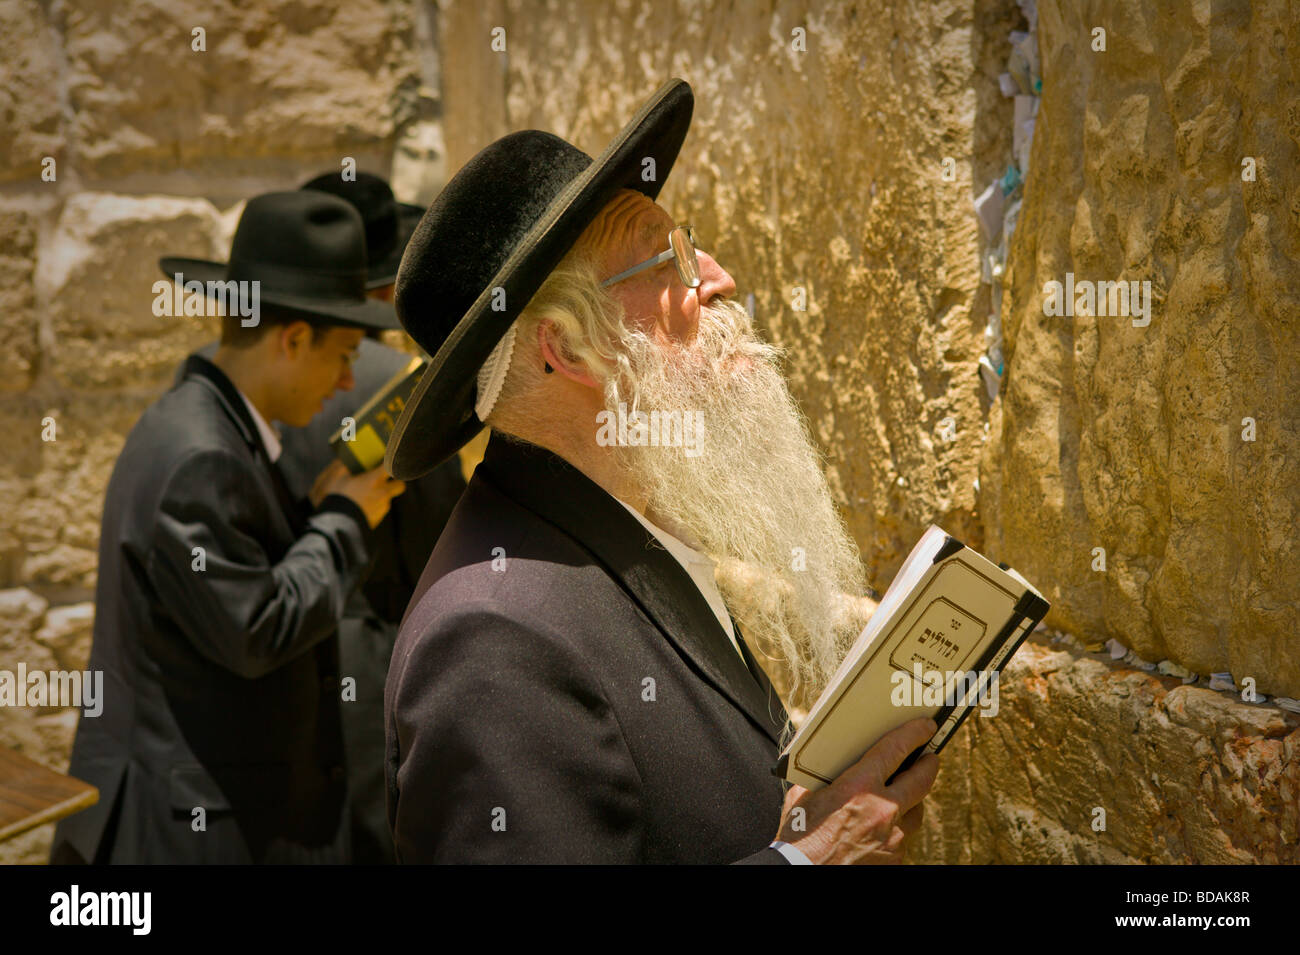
[238,392,282,462]
[616,499,715,571]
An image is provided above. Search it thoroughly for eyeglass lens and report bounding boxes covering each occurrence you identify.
[671,226,702,288]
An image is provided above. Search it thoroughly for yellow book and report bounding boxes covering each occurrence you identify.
[329,356,427,473]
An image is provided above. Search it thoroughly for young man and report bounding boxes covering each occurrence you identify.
[184,171,467,864]
[51,191,405,864]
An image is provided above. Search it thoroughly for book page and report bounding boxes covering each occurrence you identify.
[803,525,951,728]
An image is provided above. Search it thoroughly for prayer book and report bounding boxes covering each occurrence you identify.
[330,356,427,473]
[775,525,1049,790]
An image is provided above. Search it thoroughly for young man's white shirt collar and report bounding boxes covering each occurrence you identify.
[238,392,282,463]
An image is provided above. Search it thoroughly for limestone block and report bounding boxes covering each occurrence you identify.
[35,603,95,672]
[1,393,146,590]
[0,704,80,766]
[0,823,58,865]
[0,587,51,665]
[0,204,42,392]
[61,0,420,178]
[0,0,65,182]
[37,192,226,391]
[913,639,1300,864]
[978,1,1300,695]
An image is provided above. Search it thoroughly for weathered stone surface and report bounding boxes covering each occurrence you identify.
[437,0,507,175]
[37,192,227,392]
[979,2,1300,695]
[0,0,65,182]
[0,205,42,392]
[439,0,1024,589]
[60,0,420,179]
[1,393,147,591]
[391,117,448,207]
[35,603,95,672]
[914,637,1300,863]
[0,587,51,664]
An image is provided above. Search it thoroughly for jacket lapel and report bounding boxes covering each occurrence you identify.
[180,355,307,537]
[477,433,787,745]
[732,618,789,733]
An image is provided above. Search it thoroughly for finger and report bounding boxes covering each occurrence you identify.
[841,718,938,791]
[898,801,924,837]
[885,752,940,814]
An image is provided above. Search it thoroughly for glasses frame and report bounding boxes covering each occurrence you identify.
[600,225,701,290]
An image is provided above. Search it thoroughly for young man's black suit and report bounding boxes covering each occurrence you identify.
[193,336,467,864]
[385,433,793,864]
[51,355,375,864]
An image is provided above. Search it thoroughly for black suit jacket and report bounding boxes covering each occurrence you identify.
[385,433,792,864]
[267,337,466,864]
[51,355,375,864]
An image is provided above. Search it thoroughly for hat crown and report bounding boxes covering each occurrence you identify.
[227,191,369,301]
[395,130,593,357]
[301,172,402,262]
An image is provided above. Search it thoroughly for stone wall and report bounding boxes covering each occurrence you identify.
[1,0,1295,865]
[980,0,1299,699]
[915,631,1299,864]
[434,0,1299,862]
[0,0,436,863]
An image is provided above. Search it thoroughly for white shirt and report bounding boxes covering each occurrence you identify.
[615,499,745,664]
[239,392,282,463]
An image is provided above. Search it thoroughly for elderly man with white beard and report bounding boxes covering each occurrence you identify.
[382,79,940,864]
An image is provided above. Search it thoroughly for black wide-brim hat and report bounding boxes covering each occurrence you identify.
[159,191,400,331]
[385,78,694,480]
[300,171,424,289]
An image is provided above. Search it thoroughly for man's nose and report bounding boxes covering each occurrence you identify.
[338,364,355,392]
[694,250,736,306]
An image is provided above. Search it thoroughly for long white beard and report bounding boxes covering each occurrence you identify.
[604,298,866,711]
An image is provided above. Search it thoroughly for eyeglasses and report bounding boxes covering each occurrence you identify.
[600,225,702,290]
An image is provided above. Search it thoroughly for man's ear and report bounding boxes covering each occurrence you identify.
[277,320,316,359]
[538,322,599,388]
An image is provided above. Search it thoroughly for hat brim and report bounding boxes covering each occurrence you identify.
[158,257,401,331]
[384,78,694,480]
[364,203,424,290]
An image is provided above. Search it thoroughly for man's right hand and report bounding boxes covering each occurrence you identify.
[311,459,406,529]
[776,717,941,864]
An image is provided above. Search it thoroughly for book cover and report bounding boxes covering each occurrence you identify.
[776,525,1049,790]
[329,356,428,474]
